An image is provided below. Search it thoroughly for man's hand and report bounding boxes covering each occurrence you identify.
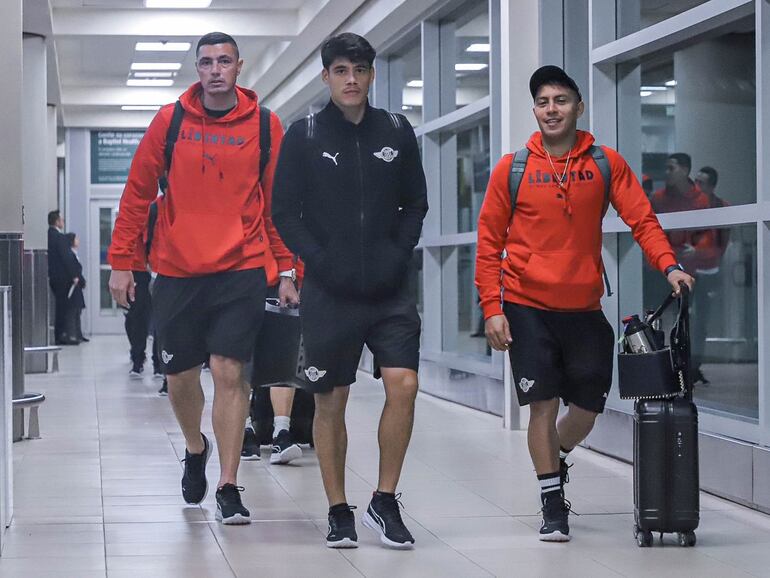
[109,270,136,308]
[485,314,512,352]
[278,277,300,308]
[667,269,694,296]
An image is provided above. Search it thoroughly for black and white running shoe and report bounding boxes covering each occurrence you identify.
[270,429,302,465]
[241,427,261,461]
[158,377,168,396]
[129,362,143,379]
[181,433,210,504]
[539,493,571,542]
[215,484,251,525]
[362,492,415,549]
[326,505,358,548]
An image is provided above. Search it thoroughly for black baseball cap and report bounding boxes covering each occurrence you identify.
[529,65,582,101]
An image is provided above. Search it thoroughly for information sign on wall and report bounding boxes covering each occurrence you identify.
[90,130,144,184]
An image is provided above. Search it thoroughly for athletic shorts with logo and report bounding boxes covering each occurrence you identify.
[503,302,614,413]
[152,269,267,375]
[299,268,421,393]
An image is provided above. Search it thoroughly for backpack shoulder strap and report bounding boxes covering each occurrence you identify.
[386,111,405,130]
[259,105,272,182]
[159,100,184,194]
[589,144,611,212]
[305,113,316,139]
[507,148,530,218]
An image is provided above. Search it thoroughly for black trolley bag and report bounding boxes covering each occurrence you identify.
[249,298,314,446]
[625,284,699,547]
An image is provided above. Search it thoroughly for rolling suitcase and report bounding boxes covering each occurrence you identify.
[631,285,699,547]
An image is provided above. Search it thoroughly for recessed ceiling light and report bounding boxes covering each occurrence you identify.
[133,71,175,78]
[401,105,413,110]
[466,43,490,52]
[127,79,175,87]
[665,80,677,86]
[640,90,653,97]
[121,105,162,111]
[135,42,191,52]
[131,62,182,71]
[640,86,667,91]
[144,0,212,7]
[455,63,488,71]
[406,80,423,88]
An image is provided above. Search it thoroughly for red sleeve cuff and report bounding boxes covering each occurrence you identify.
[276,257,293,272]
[657,253,677,274]
[109,255,134,271]
[482,300,504,320]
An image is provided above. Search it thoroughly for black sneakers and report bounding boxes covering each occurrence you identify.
[241,427,261,461]
[326,504,358,548]
[215,483,251,525]
[270,429,302,465]
[560,458,572,486]
[181,433,210,504]
[129,362,143,379]
[362,492,415,549]
[540,492,571,542]
[158,377,168,396]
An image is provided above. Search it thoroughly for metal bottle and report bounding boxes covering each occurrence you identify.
[622,314,657,354]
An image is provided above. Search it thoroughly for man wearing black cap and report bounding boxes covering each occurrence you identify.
[475,65,693,541]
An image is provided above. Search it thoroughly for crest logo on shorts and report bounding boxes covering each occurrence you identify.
[161,350,174,364]
[519,378,535,393]
[373,147,399,163]
[304,366,327,382]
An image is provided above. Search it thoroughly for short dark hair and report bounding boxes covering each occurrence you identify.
[48,210,60,227]
[321,33,376,69]
[699,166,718,187]
[668,153,692,173]
[196,32,239,59]
[65,232,76,247]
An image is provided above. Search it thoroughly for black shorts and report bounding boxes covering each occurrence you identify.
[299,270,421,393]
[152,269,267,375]
[503,302,614,413]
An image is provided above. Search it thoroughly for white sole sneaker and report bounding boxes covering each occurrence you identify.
[129,371,142,380]
[240,453,261,461]
[362,511,415,550]
[326,537,358,549]
[270,444,302,465]
[215,509,251,525]
[539,531,570,542]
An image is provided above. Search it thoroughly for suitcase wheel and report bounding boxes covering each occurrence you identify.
[634,525,653,548]
[677,531,696,547]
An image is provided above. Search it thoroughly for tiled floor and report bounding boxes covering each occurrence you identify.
[2,336,770,577]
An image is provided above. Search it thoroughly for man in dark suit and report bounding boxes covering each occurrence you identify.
[47,210,79,345]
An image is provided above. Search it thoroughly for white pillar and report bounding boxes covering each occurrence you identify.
[22,34,48,250]
[0,3,23,234]
[47,105,58,214]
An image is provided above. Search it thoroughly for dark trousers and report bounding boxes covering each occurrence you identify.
[124,271,158,367]
[50,281,69,341]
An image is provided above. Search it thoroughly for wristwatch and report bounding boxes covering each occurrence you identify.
[664,263,685,276]
[279,269,296,282]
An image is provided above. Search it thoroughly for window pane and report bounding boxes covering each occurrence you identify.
[637,24,755,207]
[441,244,489,358]
[99,207,113,265]
[100,269,113,311]
[441,0,489,111]
[389,35,422,127]
[619,224,758,420]
[413,248,424,314]
[617,0,711,38]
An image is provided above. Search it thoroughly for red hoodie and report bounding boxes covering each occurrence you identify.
[476,131,677,318]
[108,83,292,282]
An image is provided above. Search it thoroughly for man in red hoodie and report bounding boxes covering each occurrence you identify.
[476,66,693,541]
[108,32,297,525]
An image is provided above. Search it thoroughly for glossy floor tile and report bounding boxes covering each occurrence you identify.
[1,335,769,577]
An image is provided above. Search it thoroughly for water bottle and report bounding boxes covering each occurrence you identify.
[622,314,657,354]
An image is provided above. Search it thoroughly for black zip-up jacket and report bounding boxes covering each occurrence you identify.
[272,101,428,300]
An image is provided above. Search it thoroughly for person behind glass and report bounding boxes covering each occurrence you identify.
[64,232,87,343]
[47,210,79,345]
[273,33,428,549]
[108,32,297,525]
[242,259,305,465]
[125,201,161,380]
[475,66,694,542]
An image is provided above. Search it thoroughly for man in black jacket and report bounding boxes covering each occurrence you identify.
[273,33,428,550]
[47,210,79,345]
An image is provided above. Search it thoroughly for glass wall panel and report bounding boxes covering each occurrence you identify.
[388,35,422,126]
[634,24,755,206]
[617,0,711,37]
[441,244,489,358]
[619,224,758,420]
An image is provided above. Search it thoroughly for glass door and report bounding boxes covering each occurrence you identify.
[89,200,124,334]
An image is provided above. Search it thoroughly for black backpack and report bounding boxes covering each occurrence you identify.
[158,100,273,194]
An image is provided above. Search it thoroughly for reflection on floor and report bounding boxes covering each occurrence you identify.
[3,336,770,577]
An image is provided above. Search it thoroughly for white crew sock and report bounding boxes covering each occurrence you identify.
[273,416,291,438]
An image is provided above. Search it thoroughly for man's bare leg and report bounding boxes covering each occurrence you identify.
[314,386,350,506]
[377,368,418,493]
[167,365,205,454]
[209,354,249,487]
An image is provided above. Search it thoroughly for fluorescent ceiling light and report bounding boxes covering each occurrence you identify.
[466,43,490,52]
[131,62,182,71]
[640,86,667,91]
[666,80,678,86]
[401,105,413,110]
[135,42,191,52]
[406,79,423,88]
[144,0,212,7]
[121,105,162,111]
[133,71,175,78]
[640,90,653,97]
[455,63,488,71]
[127,79,175,87]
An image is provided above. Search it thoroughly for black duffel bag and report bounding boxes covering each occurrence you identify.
[250,298,309,389]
